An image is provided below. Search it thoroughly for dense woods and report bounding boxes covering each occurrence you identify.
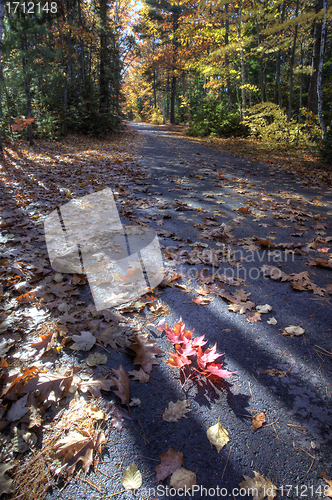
[0,0,135,147]
[0,0,331,157]
[123,0,332,155]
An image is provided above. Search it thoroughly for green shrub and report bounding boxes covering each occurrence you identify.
[186,100,249,138]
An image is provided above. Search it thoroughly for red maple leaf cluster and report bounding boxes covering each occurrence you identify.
[13,117,34,132]
[157,318,235,383]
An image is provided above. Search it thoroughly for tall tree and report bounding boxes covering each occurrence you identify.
[0,0,4,152]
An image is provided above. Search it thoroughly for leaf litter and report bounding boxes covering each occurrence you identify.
[1,127,332,499]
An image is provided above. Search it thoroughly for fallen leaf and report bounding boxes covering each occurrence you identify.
[246,311,262,323]
[78,378,113,398]
[162,400,191,422]
[228,301,255,314]
[104,402,133,432]
[129,397,141,406]
[320,472,332,498]
[110,365,130,406]
[206,421,229,452]
[253,412,266,430]
[12,427,37,452]
[86,352,108,367]
[7,394,30,422]
[31,332,56,353]
[23,372,73,403]
[239,471,277,500]
[16,291,36,303]
[192,296,211,305]
[259,368,288,378]
[154,448,183,482]
[70,331,96,351]
[256,304,272,314]
[307,257,332,269]
[122,462,142,490]
[169,468,197,491]
[0,462,14,495]
[127,334,164,373]
[267,317,277,325]
[53,430,105,476]
[96,325,131,350]
[282,325,305,336]
[128,368,149,383]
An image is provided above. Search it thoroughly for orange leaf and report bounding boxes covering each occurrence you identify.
[253,412,266,430]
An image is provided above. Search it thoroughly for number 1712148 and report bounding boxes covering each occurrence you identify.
[6,2,58,14]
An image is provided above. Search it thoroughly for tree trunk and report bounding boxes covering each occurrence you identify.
[78,0,86,91]
[21,21,33,146]
[308,0,324,114]
[274,1,285,108]
[62,2,75,135]
[225,4,233,110]
[287,0,299,121]
[236,0,246,118]
[99,0,109,114]
[0,0,4,152]
[317,0,327,139]
[170,75,176,124]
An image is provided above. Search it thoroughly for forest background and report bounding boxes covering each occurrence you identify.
[0,0,331,162]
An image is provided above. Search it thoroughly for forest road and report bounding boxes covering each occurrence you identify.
[51,121,332,500]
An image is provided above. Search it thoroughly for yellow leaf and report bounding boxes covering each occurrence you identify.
[122,462,142,490]
[239,471,277,500]
[206,421,229,452]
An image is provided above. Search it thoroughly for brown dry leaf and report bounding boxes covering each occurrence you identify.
[256,237,277,248]
[31,332,56,353]
[78,378,113,398]
[162,400,191,422]
[128,368,149,383]
[259,368,288,378]
[239,471,277,500]
[86,352,108,367]
[96,325,131,350]
[7,394,30,422]
[253,412,266,430]
[228,301,255,314]
[127,334,164,373]
[307,257,332,269]
[169,468,197,492]
[195,285,210,296]
[118,266,143,285]
[282,325,305,336]
[308,282,325,296]
[0,463,14,496]
[104,402,133,432]
[246,311,262,323]
[154,448,183,482]
[23,372,73,403]
[206,422,229,452]
[110,365,130,406]
[320,472,332,497]
[70,331,96,351]
[52,430,105,476]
